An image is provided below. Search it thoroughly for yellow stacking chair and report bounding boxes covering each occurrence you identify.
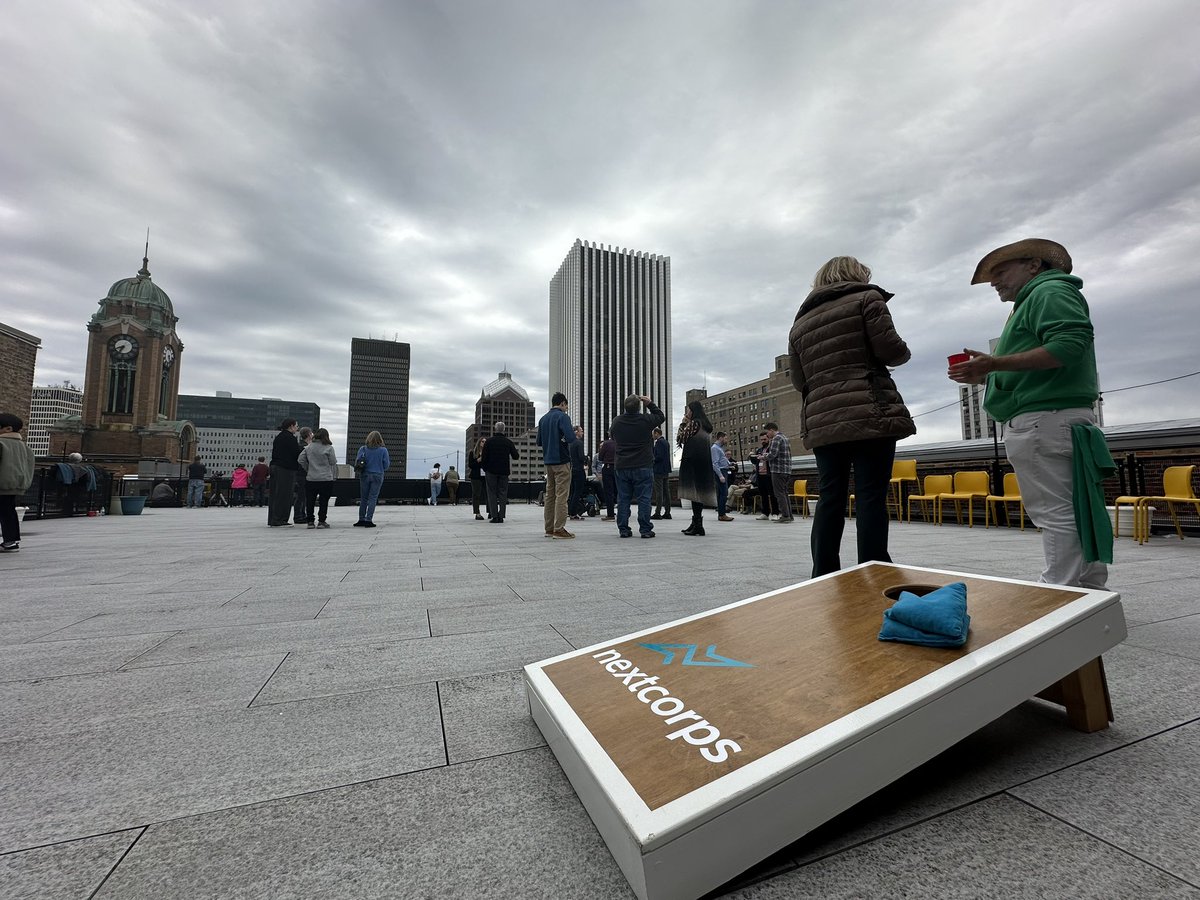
[1116,465,1200,545]
[889,459,918,521]
[907,474,952,524]
[938,471,990,527]
[985,472,1025,530]
[789,479,817,517]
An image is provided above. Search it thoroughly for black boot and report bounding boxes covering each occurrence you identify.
[681,523,698,535]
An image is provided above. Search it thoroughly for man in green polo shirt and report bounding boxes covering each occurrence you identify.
[949,238,1107,589]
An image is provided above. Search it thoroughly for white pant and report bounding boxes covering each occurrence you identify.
[1004,408,1108,590]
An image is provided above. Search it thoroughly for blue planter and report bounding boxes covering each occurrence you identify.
[119,496,148,516]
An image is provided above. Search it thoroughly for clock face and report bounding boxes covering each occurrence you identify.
[162,346,175,366]
[109,335,140,361]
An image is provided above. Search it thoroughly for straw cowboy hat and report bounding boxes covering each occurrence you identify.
[971,238,1072,284]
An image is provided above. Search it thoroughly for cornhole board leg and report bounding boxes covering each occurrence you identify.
[525,568,1125,900]
[1036,656,1113,732]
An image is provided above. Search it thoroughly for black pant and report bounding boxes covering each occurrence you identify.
[602,467,616,516]
[305,481,333,524]
[755,475,778,515]
[471,477,485,514]
[293,470,309,522]
[0,495,19,543]
[485,473,509,521]
[253,483,267,506]
[268,466,296,526]
[568,467,586,516]
[653,474,670,514]
[811,437,897,577]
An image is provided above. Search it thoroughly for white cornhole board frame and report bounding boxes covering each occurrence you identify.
[524,562,1125,900]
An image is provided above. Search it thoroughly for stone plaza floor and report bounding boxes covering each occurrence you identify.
[1,501,1199,899]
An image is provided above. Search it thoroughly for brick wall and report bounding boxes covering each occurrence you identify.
[0,322,41,431]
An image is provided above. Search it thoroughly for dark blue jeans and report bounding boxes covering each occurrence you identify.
[615,467,654,535]
[811,437,897,577]
[716,472,729,516]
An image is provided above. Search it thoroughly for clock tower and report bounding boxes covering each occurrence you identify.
[49,246,196,472]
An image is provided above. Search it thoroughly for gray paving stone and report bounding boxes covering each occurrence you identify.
[31,597,331,641]
[787,699,1115,864]
[0,615,94,644]
[1124,613,1200,661]
[430,595,639,636]
[551,613,691,650]
[0,828,141,900]
[439,670,545,763]
[726,795,1198,899]
[1011,721,1200,885]
[316,590,519,618]
[0,684,444,853]
[124,610,430,667]
[0,633,173,683]
[0,654,283,739]
[92,748,631,900]
[252,626,573,705]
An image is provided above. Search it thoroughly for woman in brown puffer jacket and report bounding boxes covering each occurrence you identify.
[787,256,915,577]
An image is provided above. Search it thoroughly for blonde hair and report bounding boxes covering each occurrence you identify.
[812,256,871,288]
[366,431,384,448]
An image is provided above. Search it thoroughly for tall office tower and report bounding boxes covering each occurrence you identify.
[549,240,671,449]
[346,338,409,475]
[28,384,83,456]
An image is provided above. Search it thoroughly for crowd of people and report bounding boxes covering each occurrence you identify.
[3,238,1106,590]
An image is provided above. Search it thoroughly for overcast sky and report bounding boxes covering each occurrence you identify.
[4,0,1198,474]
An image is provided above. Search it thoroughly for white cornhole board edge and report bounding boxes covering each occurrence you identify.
[524,561,1126,900]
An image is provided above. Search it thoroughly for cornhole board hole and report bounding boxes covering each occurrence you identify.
[524,562,1125,900]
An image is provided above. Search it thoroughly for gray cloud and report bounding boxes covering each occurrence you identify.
[3,0,1197,472]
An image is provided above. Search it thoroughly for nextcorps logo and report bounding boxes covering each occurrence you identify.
[592,643,751,764]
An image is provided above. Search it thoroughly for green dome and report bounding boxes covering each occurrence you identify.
[94,256,176,326]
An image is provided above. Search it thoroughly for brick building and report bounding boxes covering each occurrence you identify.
[686,355,806,467]
[0,322,41,431]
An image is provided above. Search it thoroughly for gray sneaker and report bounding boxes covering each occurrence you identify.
[0,541,18,552]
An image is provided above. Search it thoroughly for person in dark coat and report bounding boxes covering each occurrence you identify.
[468,437,486,520]
[651,428,672,519]
[479,422,519,523]
[676,400,717,536]
[567,426,587,520]
[268,419,302,527]
[788,255,915,576]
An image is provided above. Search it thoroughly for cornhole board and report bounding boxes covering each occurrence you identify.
[524,562,1125,900]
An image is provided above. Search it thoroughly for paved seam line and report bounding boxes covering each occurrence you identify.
[1005,793,1200,889]
[435,680,451,767]
[86,825,148,900]
[246,652,291,708]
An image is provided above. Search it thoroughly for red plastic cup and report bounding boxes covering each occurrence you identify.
[947,352,970,367]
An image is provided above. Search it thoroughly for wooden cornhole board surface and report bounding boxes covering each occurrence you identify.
[524,562,1126,900]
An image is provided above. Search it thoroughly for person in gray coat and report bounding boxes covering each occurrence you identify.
[0,413,36,551]
[788,256,915,577]
[298,428,338,528]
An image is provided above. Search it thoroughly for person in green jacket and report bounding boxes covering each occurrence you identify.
[949,238,1107,590]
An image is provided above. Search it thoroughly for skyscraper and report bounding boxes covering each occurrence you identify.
[549,240,671,450]
[465,369,540,482]
[346,338,409,475]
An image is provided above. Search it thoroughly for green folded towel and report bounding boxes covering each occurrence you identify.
[1071,424,1115,564]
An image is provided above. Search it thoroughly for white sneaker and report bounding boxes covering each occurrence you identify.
[756,515,770,521]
